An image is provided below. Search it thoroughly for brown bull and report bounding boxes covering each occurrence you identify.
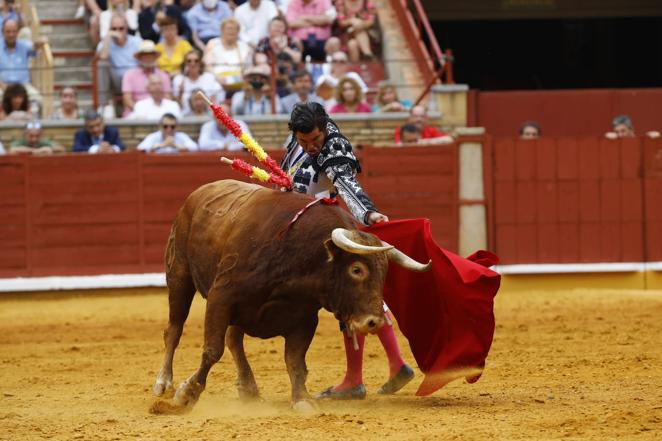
[152,180,429,411]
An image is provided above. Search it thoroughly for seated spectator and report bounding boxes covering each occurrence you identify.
[73,110,125,153]
[0,19,47,103]
[95,0,140,44]
[393,105,454,144]
[129,74,181,119]
[186,0,232,51]
[314,51,367,103]
[255,16,303,65]
[231,64,281,116]
[173,50,223,115]
[95,13,142,113]
[138,0,191,43]
[274,52,296,98]
[122,40,172,115]
[334,0,379,62]
[198,102,250,150]
[49,87,81,120]
[372,82,411,113]
[0,83,32,121]
[9,120,64,155]
[137,113,198,153]
[328,75,370,114]
[286,0,336,61]
[398,123,421,144]
[204,18,252,95]
[519,121,541,140]
[235,0,279,48]
[155,15,193,75]
[605,114,661,139]
[280,70,324,114]
[184,88,211,117]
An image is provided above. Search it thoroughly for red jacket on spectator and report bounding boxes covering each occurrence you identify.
[394,126,447,143]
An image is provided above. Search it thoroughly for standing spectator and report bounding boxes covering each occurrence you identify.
[137,113,198,153]
[95,0,140,44]
[155,15,193,75]
[0,83,31,121]
[122,40,172,115]
[519,121,540,140]
[138,0,191,43]
[204,18,251,94]
[173,50,223,114]
[73,110,125,153]
[9,120,64,155]
[129,74,181,119]
[234,0,279,48]
[231,64,281,116]
[372,82,411,113]
[393,105,453,144]
[95,13,142,112]
[186,0,232,51]
[0,0,21,32]
[183,88,212,117]
[0,19,47,100]
[280,69,324,114]
[334,0,378,62]
[398,123,421,144]
[255,16,303,65]
[328,75,370,114]
[605,114,660,139]
[314,50,366,103]
[49,87,81,120]
[198,102,250,150]
[286,0,336,61]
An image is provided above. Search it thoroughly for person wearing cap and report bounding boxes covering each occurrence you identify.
[95,13,142,111]
[231,64,281,116]
[9,120,64,155]
[121,39,173,116]
[314,51,367,106]
[73,110,125,154]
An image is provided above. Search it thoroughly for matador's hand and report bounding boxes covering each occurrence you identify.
[367,211,389,225]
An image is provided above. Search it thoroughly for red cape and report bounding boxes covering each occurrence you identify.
[363,218,500,396]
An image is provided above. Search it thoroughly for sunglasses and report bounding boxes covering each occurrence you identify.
[111,27,126,31]
[186,58,200,64]
[161,124,176,129]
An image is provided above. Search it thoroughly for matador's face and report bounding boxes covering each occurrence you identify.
[295,128,325,156]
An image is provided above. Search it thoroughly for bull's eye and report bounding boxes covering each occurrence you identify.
[347,262,368,281]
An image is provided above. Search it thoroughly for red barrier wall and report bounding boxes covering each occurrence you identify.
[490,136,662,264]
[472,88,662,137]
[0,146,458,278]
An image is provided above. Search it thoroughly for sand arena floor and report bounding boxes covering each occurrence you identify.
[1,287,661,440]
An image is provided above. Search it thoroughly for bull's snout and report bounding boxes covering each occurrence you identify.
[348,315,385,335]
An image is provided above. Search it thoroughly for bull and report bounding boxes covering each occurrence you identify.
[152,180,430,411]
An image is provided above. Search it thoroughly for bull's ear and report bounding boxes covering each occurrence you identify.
[324,238,341,262]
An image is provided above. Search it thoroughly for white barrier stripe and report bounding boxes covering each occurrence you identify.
[0,273,167,292]
[495,262,662,274]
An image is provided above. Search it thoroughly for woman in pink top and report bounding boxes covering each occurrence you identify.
[329,76,371,114]
[335,0,378,62]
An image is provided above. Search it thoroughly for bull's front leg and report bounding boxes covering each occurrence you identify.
[284,317,318,412]
[174,295,229,409]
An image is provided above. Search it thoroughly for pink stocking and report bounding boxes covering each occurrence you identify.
[333,331,365,391]
[377,311,406,377]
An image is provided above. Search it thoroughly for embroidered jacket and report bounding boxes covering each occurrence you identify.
[281,121,378,224]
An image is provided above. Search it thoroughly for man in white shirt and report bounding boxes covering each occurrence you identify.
[130,74,182,120]
[198,103,252,151]
[234,0,279,48]
[138,113,198,153]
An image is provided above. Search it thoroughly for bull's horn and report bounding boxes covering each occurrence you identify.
[331,228,394,255]
[383,242,432,272]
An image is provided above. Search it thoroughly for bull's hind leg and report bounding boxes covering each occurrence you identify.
[226,326,260,400]
[153,269,196,397]
[174,294,230,408]
[284,316,319,412]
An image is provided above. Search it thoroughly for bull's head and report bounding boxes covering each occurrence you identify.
[323,228,431,336]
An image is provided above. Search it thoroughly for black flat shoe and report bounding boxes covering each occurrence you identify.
[377,364,414,395]
[315,384,367,400]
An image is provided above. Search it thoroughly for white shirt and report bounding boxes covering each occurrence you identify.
[138,131,198,153]
[129,97,182,120]
[234,0,279,47]
[99,9,138,39]
[204,39,252,77]
[315,71,368,93]
[198,119,251,151]
[172,72,224,113]
[0,141,5,155]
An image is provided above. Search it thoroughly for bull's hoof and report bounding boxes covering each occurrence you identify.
[377,364,414,395]
[152,379,174,398]
[292,399,318,413]
[236,379,261,401]
[173,379,205,407]
[315,384,366,400]
[149,399,191,415]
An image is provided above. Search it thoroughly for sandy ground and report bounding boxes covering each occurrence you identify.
[1,287,661,440]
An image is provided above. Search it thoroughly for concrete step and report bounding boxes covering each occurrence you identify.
[35,0,80,20]
[41,23,92,52]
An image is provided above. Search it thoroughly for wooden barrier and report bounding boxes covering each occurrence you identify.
[0,146,459,277]
[489,136,662,264]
